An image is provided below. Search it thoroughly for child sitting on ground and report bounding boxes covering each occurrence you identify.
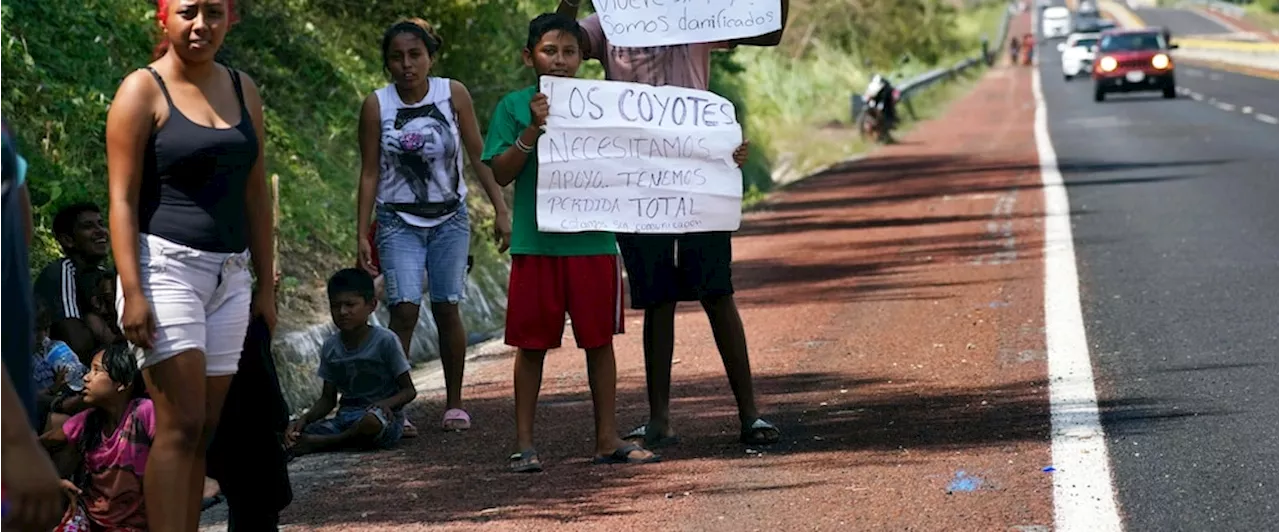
[284,268,417,456]
[33,299,89,431]
[41,343,152,531]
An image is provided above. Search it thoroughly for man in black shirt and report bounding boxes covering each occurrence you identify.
[33,202,110,358]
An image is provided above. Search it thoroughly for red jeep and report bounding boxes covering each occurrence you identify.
[1092,29,1179,102]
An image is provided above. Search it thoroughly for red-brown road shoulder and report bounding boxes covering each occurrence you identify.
[277,19,1055,532]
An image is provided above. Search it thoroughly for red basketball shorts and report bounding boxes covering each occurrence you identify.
[505,254,624,350]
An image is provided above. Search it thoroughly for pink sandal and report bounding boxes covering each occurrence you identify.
[441,408,472,431]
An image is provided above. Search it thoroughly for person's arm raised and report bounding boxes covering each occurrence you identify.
[451,80,511,253]
[558,1,604,59]
[107,71,159,349]
[555,0,582,19]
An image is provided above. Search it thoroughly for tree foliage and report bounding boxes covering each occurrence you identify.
[782,0,969,69]
[2,0,991,322]
[2,0,537,286]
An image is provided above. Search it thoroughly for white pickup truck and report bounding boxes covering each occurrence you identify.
[1058,32,1101,80]
[1042,6,1073,39]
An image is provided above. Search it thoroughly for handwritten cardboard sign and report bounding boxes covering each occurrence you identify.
[536,76,744,234]
[592,0,783,47]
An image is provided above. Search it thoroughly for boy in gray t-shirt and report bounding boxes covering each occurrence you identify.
[284,269,417,456]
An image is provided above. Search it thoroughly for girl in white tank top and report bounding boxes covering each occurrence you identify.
[352,18,512,436]
[374,76,467,228]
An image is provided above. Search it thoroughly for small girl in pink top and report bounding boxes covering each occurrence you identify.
[43,343,153,531]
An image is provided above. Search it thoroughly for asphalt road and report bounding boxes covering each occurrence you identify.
[1135,6,1233,35]
[1039,6,1280,531]
[1174,63,1280,120]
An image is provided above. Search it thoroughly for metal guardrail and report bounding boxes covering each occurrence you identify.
[1181,0,1247,19]
[850,1,1016,122]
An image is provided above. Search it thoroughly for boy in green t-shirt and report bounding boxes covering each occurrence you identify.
[482,13,660,472]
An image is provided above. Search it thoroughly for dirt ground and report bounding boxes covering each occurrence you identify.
[199,12,1060,532]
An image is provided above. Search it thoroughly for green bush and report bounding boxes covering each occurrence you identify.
[2,0,1001,326]
[2,0,539,323]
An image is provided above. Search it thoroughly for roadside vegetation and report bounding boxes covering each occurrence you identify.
[1245,0,1279,33]
[2,0,1008,329]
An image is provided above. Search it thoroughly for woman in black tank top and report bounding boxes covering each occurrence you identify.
[105,1,275,530]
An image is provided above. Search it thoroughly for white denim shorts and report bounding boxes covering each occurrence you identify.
[116,234,252,376]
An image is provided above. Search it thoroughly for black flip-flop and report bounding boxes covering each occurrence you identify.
[624,423,680,449]
[740,418,782,446]
[593,442,661,465]
[509,449,543,473]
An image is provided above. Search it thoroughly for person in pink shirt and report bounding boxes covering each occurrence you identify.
[42,343,153,531]
[556,0,789,448]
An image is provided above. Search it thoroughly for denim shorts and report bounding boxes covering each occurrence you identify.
[303,405,404,449]
[375,204,470,306]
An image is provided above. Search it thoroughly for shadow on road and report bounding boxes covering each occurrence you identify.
[272,370,1205,529]
[759,154,1227,214]
[253,150,1229,529]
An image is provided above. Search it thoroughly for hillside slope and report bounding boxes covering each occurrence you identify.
[2,0,1003,330]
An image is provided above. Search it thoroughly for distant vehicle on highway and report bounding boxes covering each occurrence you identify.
[1058,32,1101,80]
[1077,0,1099,15]
[1042,6,1072,39]
[1092,29,1179,101]
[1073,13,1117,33]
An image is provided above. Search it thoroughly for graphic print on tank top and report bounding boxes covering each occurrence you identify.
[380,101,461,217]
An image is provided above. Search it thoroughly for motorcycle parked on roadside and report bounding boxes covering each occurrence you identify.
[856,56,910,144]
[856,73,900,144]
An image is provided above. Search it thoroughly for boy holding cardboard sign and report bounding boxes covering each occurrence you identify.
[557,0,789,448]
[482,13,659,473]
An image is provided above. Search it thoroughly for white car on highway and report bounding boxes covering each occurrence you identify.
[1058,32,1101,80]
[1042,6,1072,39]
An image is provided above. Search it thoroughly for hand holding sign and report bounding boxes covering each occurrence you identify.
[535,76,744,234]
[530,92,550,129]
[592,0,783,47]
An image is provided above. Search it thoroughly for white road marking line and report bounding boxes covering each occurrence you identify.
[1176,86,1190,94]
[1209,73,1224,81]
[1032,69,1125,532]
[1183,69,1206,78]
[1190,92,1204,101]
[1257,114,1279,125]
[1241,106,1253,114]
[1215,102,1237,112]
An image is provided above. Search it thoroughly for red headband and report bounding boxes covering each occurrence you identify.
[156,0,239,25]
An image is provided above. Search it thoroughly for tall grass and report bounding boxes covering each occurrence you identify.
[733,44,873,186]
[727,0,1009,190]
